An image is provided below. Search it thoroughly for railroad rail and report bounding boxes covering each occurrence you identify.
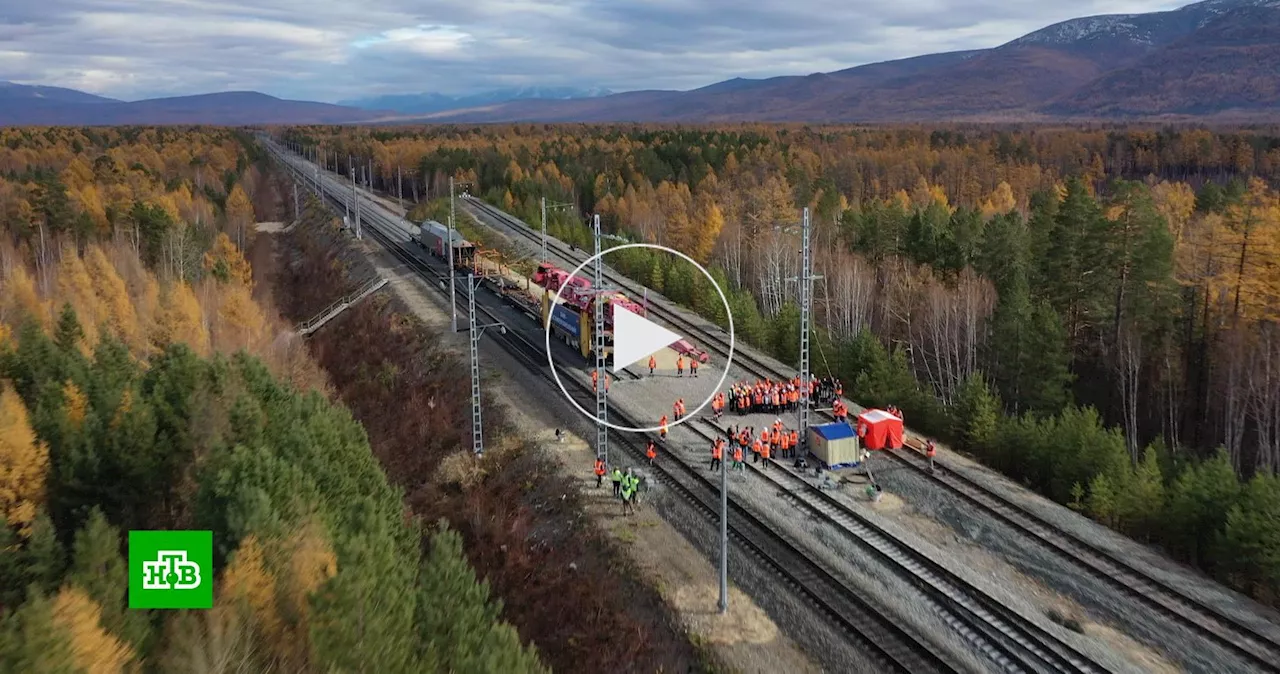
[461,193,1280,672]
[265,139,959,674]
[685,418,1105,674]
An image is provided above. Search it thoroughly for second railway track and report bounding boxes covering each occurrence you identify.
[461,193,1280,672]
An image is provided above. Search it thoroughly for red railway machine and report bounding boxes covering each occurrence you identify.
[855,409,905,451]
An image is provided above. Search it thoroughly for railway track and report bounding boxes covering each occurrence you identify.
[683,418,1106,674]
[462,194,1280,672]
[266,140,959,674]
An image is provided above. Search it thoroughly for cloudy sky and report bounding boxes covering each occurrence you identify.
[1,0,1189,102]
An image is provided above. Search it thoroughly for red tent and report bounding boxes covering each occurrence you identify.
[855,409,904,450]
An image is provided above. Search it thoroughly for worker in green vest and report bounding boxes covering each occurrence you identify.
[621,470,637,516]
[611,467,624,498]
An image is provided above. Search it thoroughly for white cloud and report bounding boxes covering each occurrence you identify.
[1,0,1191,101]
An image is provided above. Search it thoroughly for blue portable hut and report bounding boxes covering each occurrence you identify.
[809,422,860,469]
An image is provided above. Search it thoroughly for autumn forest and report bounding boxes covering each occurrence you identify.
[0,127,548,671]
[1,121,1279,670]
[284,123,1280,606]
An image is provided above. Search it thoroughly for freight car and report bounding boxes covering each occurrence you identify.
[417,219,476,269]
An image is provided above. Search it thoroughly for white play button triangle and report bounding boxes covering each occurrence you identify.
[612,304,683,374]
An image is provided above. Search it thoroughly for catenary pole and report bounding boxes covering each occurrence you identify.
[798,208,813,451]
[593,214,608,465]
[448,176,458,332]
[469,273,484,455]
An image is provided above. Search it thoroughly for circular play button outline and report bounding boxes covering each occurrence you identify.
[544,243,735,434]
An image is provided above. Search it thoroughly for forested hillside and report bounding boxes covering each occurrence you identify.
[0,127,545,671]
[285,124,1280,607]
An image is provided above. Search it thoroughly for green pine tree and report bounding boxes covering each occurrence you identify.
[416,521,546,674]
[22,511,64,597]
[67,508,152,653]
[0,590,78,674]
[1218,474,1280,601]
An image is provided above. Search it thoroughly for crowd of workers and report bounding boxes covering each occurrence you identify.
[725,376,844,416]
[585,361,945,509]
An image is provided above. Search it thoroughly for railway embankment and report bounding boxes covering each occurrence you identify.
[252,194,713,673]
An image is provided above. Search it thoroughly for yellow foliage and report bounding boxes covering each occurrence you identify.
[85,246,141,351]
[213,283,265,352]
[0,323,9,350]
[980,181,1017,218]
[154,281,209,356]
[110,389,134,431]
[220,535,281,640]
[0,383,49,536]
[219,520,336,670]
[1150,181,1197,242]
[889,189,912,212]
[201,233,254,289]
[225,184,255,237]
[50,586,137,674]
[71,184,110,234]
[690,193,725,264]
[0,264,47,328]
[60,157,95,192]
[63,381,88,429]
[55,247,102,351]
[137,276,161,345]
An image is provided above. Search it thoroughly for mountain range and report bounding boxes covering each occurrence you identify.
[338,87,613,115]
[0,0,1276,126]
[421,0,1280,122]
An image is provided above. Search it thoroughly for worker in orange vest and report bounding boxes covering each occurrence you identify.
[790,429,800,458]
[674,398,685,422]
[690,357,699,377]
[732,443,744,471]
[710,438,723,471]
[647,440,658,466]
[591,369,599,392]
[751,438,763,465]
[659,415,668,441]
[926,439,937,473]
[780,430,790,459]
[594,457,606,488]
[676,355,685,376]
[648,355,657,375]
[759,439,771,468]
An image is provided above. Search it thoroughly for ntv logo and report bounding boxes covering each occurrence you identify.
[142,550,202,590]
[129,530,213,609]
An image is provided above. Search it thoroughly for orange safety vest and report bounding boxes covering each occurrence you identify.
[648,356,656,369]
[712,443,722,459]
[647,443,657,459]
[760,443,771,459]
[926,442,936,458]
[660,416,668,434]
[733,446,743,462]
[595,459,606,476]
[790,430,799,447]
[781,433,790,451]
[752,440,763,455]
[677,357,684,369]
[771,430,782,446]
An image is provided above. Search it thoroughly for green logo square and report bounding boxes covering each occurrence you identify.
[128,530,213,609]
